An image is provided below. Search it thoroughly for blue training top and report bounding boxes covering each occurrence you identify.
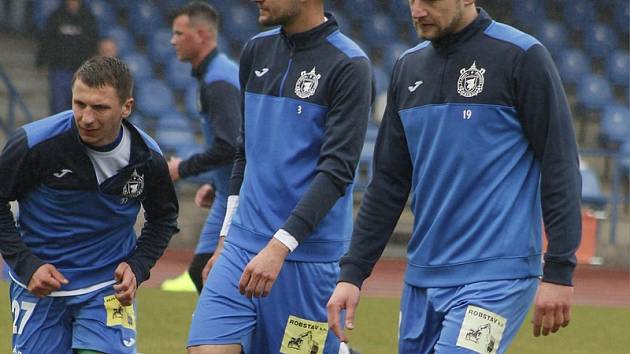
[340,9,582,288]
[228,14,373,262]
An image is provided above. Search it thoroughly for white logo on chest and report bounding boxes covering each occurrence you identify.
[457,61,486,98]
[122,169,144,198]
[53,169,73,178]
[294,67,321,99]
[408,80,423,92]
[255,68,269,77]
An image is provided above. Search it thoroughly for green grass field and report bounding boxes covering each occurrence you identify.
[1,282,628,353]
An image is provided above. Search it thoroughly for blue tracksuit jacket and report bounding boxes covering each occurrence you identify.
[228,14,372,262]
[340,9,582,287]
[0,111,179,291]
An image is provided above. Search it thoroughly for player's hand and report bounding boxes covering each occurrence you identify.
[202,236,225,283]
[327,282,361,342]
[113,262,137,306]
[195,184,215,209]
[532,281,573,337]
[239,238,289,298]
[167,157,182,182]
[28,264,69,297]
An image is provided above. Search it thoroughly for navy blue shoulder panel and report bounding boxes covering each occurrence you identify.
[22,110,74,148]
[483,21,540,51]
[326,30,368,59]
[401,41,431,60]
[204,53,240,88]
[252,27,281,40]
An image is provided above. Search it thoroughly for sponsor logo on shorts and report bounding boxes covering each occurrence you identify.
[456,305,506,354]
[281,315,328,354]
[104,295,136,330]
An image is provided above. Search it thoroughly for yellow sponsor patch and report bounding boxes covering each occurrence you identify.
[280,315,328,354]
[104,295,136,330]
[456,305,506,354]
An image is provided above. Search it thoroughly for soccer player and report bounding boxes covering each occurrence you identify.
[186,0,372,353]
[161,1,240,294]
[327,1,582,353]
[0,56,179,354]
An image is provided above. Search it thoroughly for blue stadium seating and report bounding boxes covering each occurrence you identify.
[583,23,618,60]
[388,0,410,19]
[154,112,197,153]
[222,4,259,43]
[339,0,376,21]
[381,41,411,74]
[106,26,136,56]
[121,52,153,82]
[600,105,630,147]
[511,0,546,32]
[580,166,608,209]
[576,74,614,111]
[557,48,591,86]
[33,0,60,31]
[147,27,176,66]
[606,50,630,87]
[614,1,630,35]
[165,58,196,92]
[135,79,176,119]
[563,0,596,32]
[127,1,164,40]
[536,21,568,58]
[86,0,116,36]
[362,13,398,43]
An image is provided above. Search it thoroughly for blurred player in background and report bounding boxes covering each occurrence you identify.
[187,0,371,353]
[328,1,582,353]
[36,0,98,115]
[161,1,241,294]
[0,56,179,354]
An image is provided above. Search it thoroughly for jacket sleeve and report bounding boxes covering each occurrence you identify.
[280,57,372,243]
[338,64,413,288]
[515,44,582,286]
[126,152,179,285]
[178,81,240,178]
[0,129,45,283]
[228,41,252,197]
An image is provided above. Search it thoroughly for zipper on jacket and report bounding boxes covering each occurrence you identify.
[278,49,294,96]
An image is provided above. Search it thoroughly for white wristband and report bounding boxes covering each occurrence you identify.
[219,195,239,238]
[273,229,299,252]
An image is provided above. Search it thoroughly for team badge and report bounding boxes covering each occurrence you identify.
[122,169,144,198]
[457,61,486,98]
[294,67,321,99]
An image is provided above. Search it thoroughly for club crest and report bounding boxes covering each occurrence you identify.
[122,169,144,198]
[457,61,486,98]
[294,67,321,99]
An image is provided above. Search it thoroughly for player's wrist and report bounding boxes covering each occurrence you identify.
[272,229,298,252]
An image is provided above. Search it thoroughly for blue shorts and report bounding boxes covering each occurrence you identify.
[188,241,341,354]
[195,192,227,255]
[9,281,137,354]
[399,277,538,354]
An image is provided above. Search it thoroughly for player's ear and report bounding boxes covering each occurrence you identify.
[121,98,134,119]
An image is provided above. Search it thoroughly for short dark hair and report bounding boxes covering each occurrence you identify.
[72,56,133,103]
[172,1,220,33]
